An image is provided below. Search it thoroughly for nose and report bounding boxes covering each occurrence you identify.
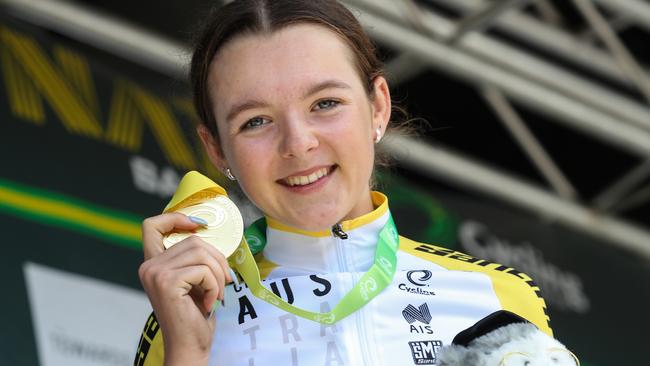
[279,114,319,159]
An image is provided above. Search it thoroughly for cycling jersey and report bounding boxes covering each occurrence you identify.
[134,192,551,366]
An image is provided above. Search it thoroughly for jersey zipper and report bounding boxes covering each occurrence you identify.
[331,223,348,239]
[331,223,375,365]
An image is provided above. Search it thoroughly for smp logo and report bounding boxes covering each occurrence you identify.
[399,270,436,296]
[408,340,443,365]
[402,303,434,334]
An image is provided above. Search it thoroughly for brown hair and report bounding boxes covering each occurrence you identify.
[191,0,386,133]
[190,0,413,170]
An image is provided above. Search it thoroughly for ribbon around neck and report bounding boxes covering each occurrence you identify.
[165,171,400,324]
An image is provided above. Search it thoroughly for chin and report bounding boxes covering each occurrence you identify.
[291,217,337,232]
[283,209,342,232]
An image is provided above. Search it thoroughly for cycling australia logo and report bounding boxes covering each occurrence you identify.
[399,270,436,296]
[402,303,433,334]
[408,340,443,365]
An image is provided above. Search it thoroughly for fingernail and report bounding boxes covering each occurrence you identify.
[228,268,240,286]
[206,300,222,319]
[206,303,216,319]
[188,215,208,226]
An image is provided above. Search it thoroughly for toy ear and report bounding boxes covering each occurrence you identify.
[452,310,531,347]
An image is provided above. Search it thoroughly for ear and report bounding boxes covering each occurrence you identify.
[369,76,391,138]
[197,124,228,171]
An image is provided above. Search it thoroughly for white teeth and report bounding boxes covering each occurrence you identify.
[285,167,329,186]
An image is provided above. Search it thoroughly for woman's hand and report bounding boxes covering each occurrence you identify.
[138,213,233,365]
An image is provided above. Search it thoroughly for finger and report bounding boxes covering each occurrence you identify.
[142,213,202,259]
[207,306,218,332]
[160,239,228,305]
[157,240,225,282]
[211,246,233,285]
[159,236,223,268]
[204,267,225,311]
[199,242,231,299]
[163,236,233,282]
[176,265,221,313]
[189,286,218,316]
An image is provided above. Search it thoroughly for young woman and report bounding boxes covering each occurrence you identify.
[135,1,551,365]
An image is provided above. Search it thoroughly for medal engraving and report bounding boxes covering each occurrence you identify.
[163,195,243,258]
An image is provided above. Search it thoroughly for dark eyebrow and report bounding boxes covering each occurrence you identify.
[304,79,352,98]
[226,99,269,124]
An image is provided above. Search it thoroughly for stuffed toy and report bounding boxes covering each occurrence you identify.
[437,311,579,366]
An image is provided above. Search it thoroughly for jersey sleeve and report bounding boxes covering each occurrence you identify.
[399,236,553,336]
[133,312,165,366]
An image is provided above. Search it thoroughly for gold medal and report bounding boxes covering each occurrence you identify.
[163,195,243,258]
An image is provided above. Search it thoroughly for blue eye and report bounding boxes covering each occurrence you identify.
[242,116,270,130]
[314,99,340,110]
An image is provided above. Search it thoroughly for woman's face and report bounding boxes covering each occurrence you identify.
[201,24,391,231]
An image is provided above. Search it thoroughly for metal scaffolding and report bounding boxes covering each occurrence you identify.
[2,0,650,259]
[344,0,650,259]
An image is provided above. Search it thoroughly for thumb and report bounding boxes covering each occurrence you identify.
[142,212,203,259]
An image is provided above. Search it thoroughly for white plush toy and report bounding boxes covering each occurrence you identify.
[437,311,579,366]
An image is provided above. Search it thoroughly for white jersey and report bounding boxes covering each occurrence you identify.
[135,192,551,366]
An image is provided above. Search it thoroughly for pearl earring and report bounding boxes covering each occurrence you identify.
[225,168,236,181]
[374,126,382,143]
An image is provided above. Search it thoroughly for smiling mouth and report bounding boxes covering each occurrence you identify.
[280,166,335,187]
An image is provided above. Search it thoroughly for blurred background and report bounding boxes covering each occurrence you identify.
[0,0,648,365]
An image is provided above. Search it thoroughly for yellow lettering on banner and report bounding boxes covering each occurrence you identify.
[106,81,196,170]
[1,44,45,123]
[0,25,214,172]
[54,46,101,118]
[105,80,144,151]
[0,26,103,138]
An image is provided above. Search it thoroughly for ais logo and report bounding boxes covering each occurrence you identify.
[408,340,442,365]
[402,303,433,334]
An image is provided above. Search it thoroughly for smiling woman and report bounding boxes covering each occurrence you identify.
[134,1,555,366]
[199,23,390,231]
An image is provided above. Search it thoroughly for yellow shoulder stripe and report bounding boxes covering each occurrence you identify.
[399,236,553,336]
